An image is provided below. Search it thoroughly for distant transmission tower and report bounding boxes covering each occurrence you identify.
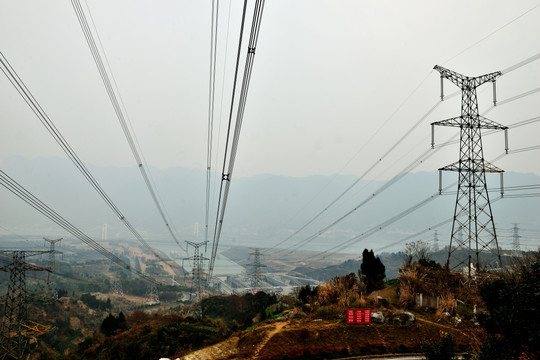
[512,223,522,256]
[247,248,266,289]
[433,230,440,253]
[431,65,508,276]
[101,223,108,241]
[145,283,159,305]
[110,279,124,296]
[0,250,52,360]
[43,237,62,285]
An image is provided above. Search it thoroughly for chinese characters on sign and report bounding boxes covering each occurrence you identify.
[346,308,371,324]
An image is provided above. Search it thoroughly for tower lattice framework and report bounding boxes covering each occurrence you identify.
[43,237,62,286]
[431,65,508,276]
[247,248,266,289]
[184,241,208,318]
[0,250,51,360]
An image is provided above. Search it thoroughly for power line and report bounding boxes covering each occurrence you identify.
[0,225,42,248]
[71,0,185,253]
[0,169,159,285]
[265,101,446,254]
[442,4,540,65]
[267,53,540,257]
[208,0,266,283]
[205,0,220,250]
[0,51,178,274]
[304,182,459,262]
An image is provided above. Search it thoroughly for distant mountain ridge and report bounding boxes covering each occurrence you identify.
[1,156,539,254]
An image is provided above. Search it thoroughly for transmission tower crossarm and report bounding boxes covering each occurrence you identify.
[434,65,502,88]
[431,115,507,130]
[439,160,504,173]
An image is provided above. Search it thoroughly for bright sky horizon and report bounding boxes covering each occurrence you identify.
[1,0,540,182]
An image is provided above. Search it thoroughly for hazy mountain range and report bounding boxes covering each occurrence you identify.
[1,156,539,255]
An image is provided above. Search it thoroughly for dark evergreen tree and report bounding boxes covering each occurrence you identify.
[360,249,386,293]
[100,312,129,336]
[298,285,318,304]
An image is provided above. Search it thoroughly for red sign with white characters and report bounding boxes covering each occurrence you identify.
[347,308,371,324]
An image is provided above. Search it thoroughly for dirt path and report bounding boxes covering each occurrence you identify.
[416,316,481,344]
[251,322,287,360]
[180,336,240,360]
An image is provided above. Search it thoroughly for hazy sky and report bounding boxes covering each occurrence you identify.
[1,0,539,181]
[1,0,540,261]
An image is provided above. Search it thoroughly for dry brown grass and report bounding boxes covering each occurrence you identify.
[436,289,456,317]
[317,281,342,306]
[397,266,426,308]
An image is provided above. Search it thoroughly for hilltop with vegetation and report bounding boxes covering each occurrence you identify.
[13,246,539,360]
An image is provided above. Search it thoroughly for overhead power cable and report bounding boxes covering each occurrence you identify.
[71,0,184,252]
[266,100,446,253]
[0,169,159,284]
[208,0,266,282]
[304,182,458,262]
[317,146,539,257]
[205,0,220,250]
[501,52,540,74]
[442,4,540,65]
[0,224,42,248]
[0,51,178,274]
[270,140,450,257]
[268,54,539,256]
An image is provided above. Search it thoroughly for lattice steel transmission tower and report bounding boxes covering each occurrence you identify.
[43,237,62,285]
[184,241,208,303]
[511,223,522,256]
[433,230,440,253]
[0,250,51,360]
[145,283,159,305]
[110,279,124,296]
[184,241,208,318]
[247,248,266,289]
[431,65,508,276]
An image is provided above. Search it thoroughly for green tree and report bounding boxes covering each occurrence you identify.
[476,252,540,360]
[298,284,318,304]
[360,249,386,292]
[100,312,129,336]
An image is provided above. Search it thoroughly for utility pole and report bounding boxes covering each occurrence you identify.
[42,237,62,285]
[0,250,52,360]
[247,248,266,290]
[431,65,508,276]
[184,241,208,318]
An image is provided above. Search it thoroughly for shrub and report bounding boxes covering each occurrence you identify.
[422,332,457,360]
[316,305,342,320]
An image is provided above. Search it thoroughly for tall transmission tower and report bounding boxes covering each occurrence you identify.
[184,241,208,318]
[511,223,522,256]
[247,248,266,289]
[0,250,52,360]
[184,241,208,300]
[42,237,62,285]
[431,65,508,276]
